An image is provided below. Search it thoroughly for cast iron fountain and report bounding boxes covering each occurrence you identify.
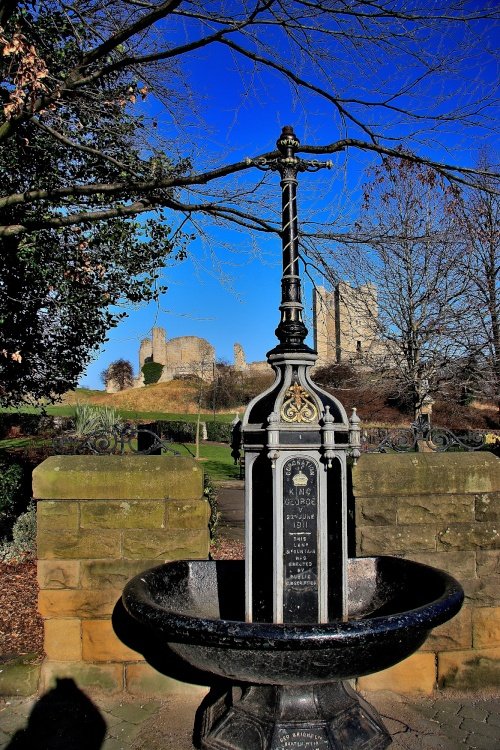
[122,127,464,749]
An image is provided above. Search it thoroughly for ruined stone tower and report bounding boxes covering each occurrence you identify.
[137,326,215,383]
[138,326,168,370]
[313,282,383,367]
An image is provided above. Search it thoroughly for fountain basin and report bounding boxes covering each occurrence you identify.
[122,555,463,686]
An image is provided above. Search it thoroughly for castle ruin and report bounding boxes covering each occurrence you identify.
[106,285,383,392]
[106,328,270,391]
[313,282,384,368]
[136,327,216,385]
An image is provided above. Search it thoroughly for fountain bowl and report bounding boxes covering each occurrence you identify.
[122,555,463,686]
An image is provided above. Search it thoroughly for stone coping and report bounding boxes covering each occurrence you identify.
[33,455,203,501]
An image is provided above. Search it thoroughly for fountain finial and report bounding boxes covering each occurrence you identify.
[276,124,300,154]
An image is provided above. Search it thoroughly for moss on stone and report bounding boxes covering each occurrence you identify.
[353,453,500,497]
[33,456,203,501]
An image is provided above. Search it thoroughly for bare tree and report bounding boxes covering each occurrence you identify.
[192,342,215,458]
[452,153,500,410]
[316,159,472,417]
[1,1,498,240]
[1,1,499,403]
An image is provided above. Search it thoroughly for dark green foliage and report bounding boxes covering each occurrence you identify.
[0,458,24,538]
[3,502,37,560]
[204,474,220,541]
[0,413,74,438]
[142,361,164,386]
[157,420,196,443]
[206,422,232,443]
[0,413,52,438]
[0,5,189,406]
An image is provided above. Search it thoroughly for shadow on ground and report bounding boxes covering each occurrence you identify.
[113,597,231,748]
[6,678,107,749]
[112,598,220,690]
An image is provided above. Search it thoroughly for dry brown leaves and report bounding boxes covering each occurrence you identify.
[0,542,244,661]
[211,539,244,560]
[0,562,43,661]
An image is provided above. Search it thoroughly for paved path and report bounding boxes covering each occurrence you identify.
[1,688,500,749]
[216,480,244,543]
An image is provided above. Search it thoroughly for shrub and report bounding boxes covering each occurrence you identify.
[157,420,196,443]
[73,404,122,435]
[0,413,55,439]
[0,459,24,537]
[142,361,163,385]
[204,474,220,541]
[206,422,232,442]
[0,502,37,561]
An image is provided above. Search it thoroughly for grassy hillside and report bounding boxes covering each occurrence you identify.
[2,380,498,429]
[1,382,242,423]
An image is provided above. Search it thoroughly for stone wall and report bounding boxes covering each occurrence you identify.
[352,452,500,694]
[34,455,210,696]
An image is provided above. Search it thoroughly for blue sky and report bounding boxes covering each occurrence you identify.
[79,158,359,388]
[78,6,499,389]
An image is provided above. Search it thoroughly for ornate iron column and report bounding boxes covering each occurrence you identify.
[247,125,332,353]
[244,127,355,625]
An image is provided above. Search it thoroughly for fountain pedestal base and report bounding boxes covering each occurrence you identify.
[198,681,391,750]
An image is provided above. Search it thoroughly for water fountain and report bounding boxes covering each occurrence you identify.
[122,127,464,749]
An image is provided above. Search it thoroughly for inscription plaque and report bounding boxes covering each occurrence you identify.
[283,457,319,623]
[274,726,329,749]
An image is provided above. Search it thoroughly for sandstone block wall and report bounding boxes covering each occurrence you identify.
[352,452,500,695]
[34,455,210,696]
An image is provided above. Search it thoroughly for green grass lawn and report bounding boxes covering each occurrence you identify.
[168,442,240,481]
[0,403,236,423]
[0,434,239,481]
[0,436,49,449]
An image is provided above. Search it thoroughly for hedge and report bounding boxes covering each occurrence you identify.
[205,421,232,442]
[156,420,197,443]
[154,420,232,444]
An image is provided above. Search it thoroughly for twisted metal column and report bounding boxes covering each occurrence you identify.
[247,126,332,353]
[276,126,307,350]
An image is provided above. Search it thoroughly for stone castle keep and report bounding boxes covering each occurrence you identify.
[313,282,385,368]
[135,327,269,386]
[106,283,382,391]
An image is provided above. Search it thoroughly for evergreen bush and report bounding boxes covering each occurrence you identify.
[0,413,54,439]
[157,420,196,443]
[204,474,220,541]
[206,422,232,442]
[0,502,37,561]
[142,361,164,385]
[0,458,24,538]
